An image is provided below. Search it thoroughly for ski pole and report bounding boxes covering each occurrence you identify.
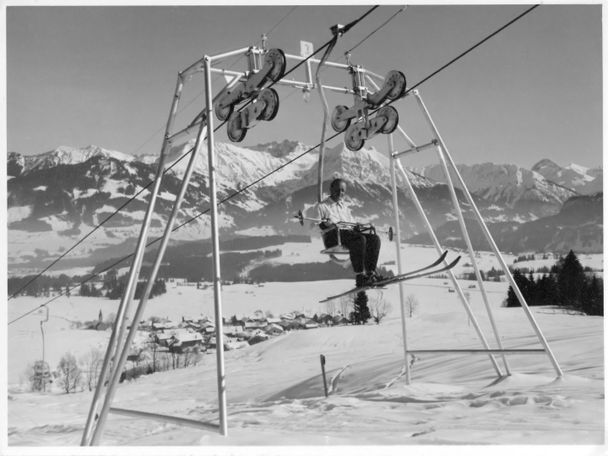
[293,210,394,240]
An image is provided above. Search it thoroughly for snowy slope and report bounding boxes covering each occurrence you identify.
[6,245,604,448]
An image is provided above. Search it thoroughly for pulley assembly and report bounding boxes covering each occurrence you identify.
[216,48,286,142]
[331,68,406,151]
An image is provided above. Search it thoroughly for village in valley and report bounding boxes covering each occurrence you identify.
[136,306,343,354]
[72,277,364,383]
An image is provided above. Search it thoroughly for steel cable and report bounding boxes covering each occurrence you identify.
[8,4,537,323]
[8,6,304,300]
[11,4,536,323]
[8,6,380,322]
[344,6,407,56]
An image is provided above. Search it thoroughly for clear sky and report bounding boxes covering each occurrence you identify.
[5,3,603,169]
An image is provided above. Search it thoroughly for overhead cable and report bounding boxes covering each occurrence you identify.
[408,4,539,93]
[7,149,195,300]
[264,5,299,37]
[8,5,306,300]
[8,6,380,322]
[344,6,407,56]
[9,3,535,321]
[9,4,534,323]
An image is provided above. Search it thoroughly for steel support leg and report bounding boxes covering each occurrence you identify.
[412,90,563,377]
[433,144,511,375]
[394,158,503,376]
[204,56,229,436]
[388,134,410,384]
[96,125,210,445]
[82,75,185,445]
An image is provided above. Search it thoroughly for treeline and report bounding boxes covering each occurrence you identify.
[91,235,307,276]
[155,250,280,282]
[461,267,505,281]
[248,262,394,283]
[9,249,283,298]
[513,253,558,263]
[506,250,603,316]
[80,271,167,300]
[8,274,73,297]
[8,269,168,300]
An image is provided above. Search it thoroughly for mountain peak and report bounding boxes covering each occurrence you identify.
[531,158,560,173]
[566,163,590,175]
[531,158,598,193]
[8,145,136,176]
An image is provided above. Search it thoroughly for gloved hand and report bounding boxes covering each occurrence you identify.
[319,219,337,231]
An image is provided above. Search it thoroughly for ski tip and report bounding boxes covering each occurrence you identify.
[450,255,462,266]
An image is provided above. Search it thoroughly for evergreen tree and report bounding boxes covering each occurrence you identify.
[151,279,167,297]
[583,275,603,316]
[80,283,90,296]
[526,271,536,305]
[352,291,371,324]
[506,269,529,307]
[106,279,125,300]
[506,283,518,307]
[506,250,601,314]
[104,268,118,290]
[536,274,559,306]
[557,250,586,310]
[534,275,547,306]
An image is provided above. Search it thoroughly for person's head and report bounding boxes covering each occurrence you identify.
[330,178,347,202]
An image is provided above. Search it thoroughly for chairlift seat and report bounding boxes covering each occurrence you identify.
[321,244,351,266]
[318,220,351,265]
[320,244,350,256]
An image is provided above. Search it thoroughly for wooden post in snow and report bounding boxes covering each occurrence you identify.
[320,354,328,397]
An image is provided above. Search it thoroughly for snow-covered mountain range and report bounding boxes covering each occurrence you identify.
[416,160,599,220]
[7,143,603,273]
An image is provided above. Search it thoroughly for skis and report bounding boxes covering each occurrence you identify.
[320,251,460,303]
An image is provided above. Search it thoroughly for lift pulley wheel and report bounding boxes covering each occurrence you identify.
[259,88,280,121]
[264,48,287,83]
[227,113,246,142]
[215,98,234,122]
[378,105,399,134]
[384,70,407,101]
[344,123,366,152]
[330,105,351,133]
[366,70,407,107]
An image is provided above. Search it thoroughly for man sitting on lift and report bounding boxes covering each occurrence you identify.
[316,178,384,287]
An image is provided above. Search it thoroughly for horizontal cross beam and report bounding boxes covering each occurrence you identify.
[409,349,546,355]
[110,407,220,432]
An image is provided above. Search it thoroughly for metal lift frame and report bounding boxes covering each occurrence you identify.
[81,44,385,445]
[82,43,562,445]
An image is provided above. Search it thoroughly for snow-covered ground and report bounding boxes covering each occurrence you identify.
[5,245,605,452]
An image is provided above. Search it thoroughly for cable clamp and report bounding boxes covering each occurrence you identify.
[330,24,346,37]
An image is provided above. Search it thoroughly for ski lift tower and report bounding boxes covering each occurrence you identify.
[82,33,562,445]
